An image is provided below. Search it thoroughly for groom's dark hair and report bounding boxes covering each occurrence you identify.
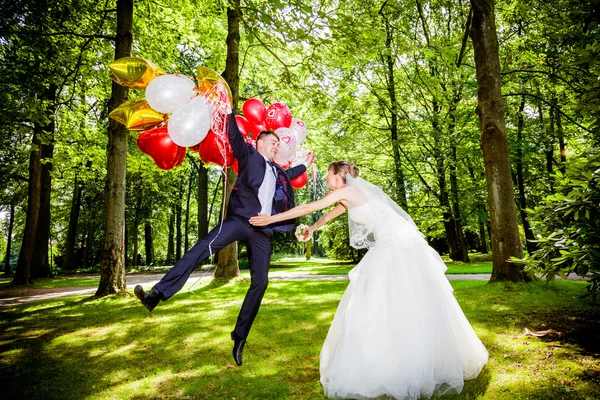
[256,130,279,143]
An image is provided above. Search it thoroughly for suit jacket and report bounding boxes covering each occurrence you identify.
[227,112,306,232]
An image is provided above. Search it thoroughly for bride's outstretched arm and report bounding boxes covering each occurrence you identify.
[302,203,346,239]
[249,187,350,226]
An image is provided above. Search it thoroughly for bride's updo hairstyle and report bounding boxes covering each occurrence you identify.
[328,161,359,183]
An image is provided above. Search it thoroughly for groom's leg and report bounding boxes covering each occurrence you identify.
[154,216,249,300]
[233,228,272,339]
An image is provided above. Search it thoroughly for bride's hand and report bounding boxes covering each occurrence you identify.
[303,225,315,240]
[249,214,272,226]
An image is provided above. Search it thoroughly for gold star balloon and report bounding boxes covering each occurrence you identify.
[197,66,233,107]
[109,98,166,131]
[109,57,166,89]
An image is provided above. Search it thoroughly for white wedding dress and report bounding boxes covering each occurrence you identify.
[320,177,488,400]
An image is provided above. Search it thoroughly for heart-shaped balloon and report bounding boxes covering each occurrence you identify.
[235,115,251,138]
[193,130,234,167]
[265,102,292,131]
[291,171,308,189]
[137,127,186,170]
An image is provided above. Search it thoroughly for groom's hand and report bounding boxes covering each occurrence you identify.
[249,213,271,226]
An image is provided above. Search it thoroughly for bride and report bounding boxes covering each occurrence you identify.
[249,161,488,399]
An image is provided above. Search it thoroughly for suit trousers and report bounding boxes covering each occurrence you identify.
[153,215,272,339]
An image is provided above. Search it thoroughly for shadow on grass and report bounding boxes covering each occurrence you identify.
[0,280,598,399]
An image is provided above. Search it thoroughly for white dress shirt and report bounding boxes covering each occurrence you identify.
[258,156,277,215]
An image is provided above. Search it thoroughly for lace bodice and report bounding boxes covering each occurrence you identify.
[348,198,423,250]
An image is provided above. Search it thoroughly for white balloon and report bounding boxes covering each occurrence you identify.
[289,118,308,144]
[291,145,308,167]
[274,127,297,165]
[146,74,197,114]
[168,96,211,147]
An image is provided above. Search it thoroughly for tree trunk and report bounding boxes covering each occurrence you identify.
[515,89,536,254]
[144,221,154,265]
[197,162,209,239]
[167,211,175,262]
[63,165,87,271]
[5,201,15,274]
[96,0,133,296]
[536,90,554,186]
[470,0,527,282]
[214,168,239,279]
[554,96,567,172]
[132,190,142,266]
[185,169,194,253]
[13,117,44,285]
[478,203,489,254]
[176,182,183,261]
[215,0,241,280]
[379,5,408,208]
[31,84,56,279]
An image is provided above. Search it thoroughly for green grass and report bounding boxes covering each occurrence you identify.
[0,279,598,399]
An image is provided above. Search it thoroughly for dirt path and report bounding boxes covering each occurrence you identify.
[0,271,587,307]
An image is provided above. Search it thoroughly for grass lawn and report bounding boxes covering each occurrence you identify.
[0,279,599,399]
[267,257,492,275]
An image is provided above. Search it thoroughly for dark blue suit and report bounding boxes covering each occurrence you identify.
[153,112,306,339]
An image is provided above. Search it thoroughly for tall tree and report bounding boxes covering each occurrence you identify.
[96,0,133,296]
[469,0,529,281]
[214,0,241,280]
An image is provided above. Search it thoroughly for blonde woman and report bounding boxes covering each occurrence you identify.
[250,161,488,400]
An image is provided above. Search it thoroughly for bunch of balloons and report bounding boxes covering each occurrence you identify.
[107,58,312,190]
[108,57,233,170]
[236,98,310,188]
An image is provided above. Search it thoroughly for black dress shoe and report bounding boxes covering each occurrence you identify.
[134,285,161,312]
[231,331,247,366]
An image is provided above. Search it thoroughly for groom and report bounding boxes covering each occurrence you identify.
[134,109,311,366]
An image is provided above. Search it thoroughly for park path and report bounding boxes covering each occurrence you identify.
[0,271,586,307]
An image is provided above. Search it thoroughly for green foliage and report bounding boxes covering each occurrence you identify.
[525,153,600,300]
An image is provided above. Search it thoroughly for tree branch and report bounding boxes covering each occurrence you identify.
[503,92,593,134]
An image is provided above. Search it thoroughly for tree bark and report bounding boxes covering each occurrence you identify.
[144,221,154,265]
[214,0,241,280]
[515,90,536,254]
[478,203,488,254]
[63,164,87,270]
[31,84,56,279]
[197,162,208,239]
[13,115,44,285]
[167,211,175,262]
[5,201,15,273]
[379,4,408,208]
[132,189,142,266]
[176,182,183,261]
[185,169,194,253]
[470,0,527,282]
[554,96,567,172]
[448,87,469,262]
[96,0,133,296]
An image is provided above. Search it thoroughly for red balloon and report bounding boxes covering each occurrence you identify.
[242,98,267,126]
[137,127,186,170]
[265,102,292,130]
[235,115,251,138]
[196,130,235,167]
[291,171,308,189]
[232,159,239,174]
[247,122,266,138]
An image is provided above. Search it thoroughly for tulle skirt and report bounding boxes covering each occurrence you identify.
[320,236,488,399]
